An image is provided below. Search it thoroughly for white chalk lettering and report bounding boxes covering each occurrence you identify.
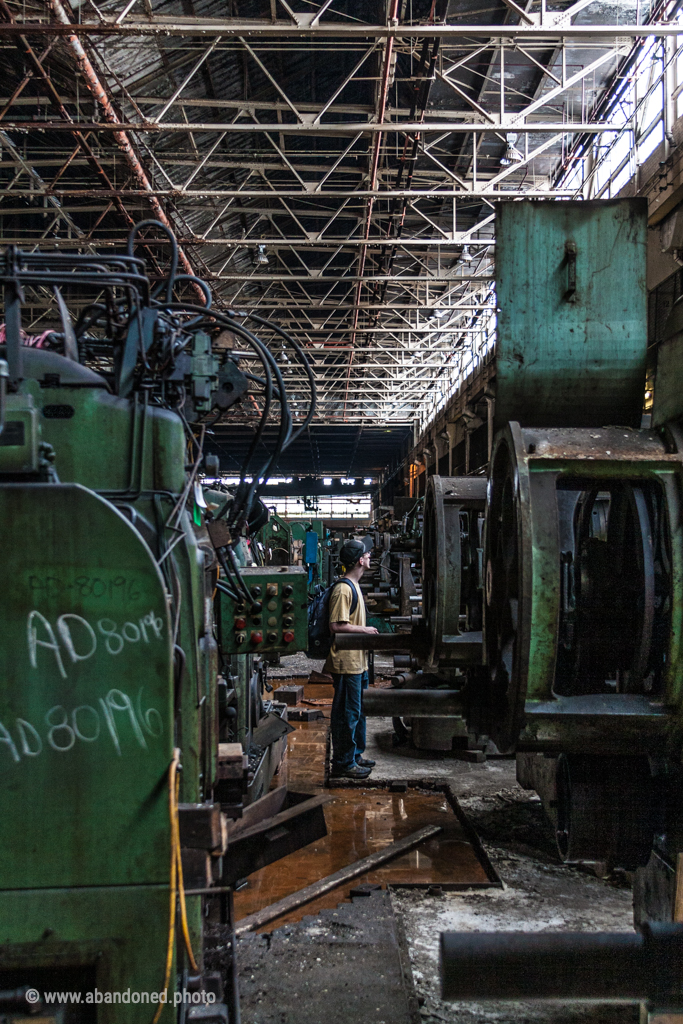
[45,706,76,752]
[97,619,124,656]
[57,614,97,664]
[136,687,163,738]
[0,720,20,762]
[106,689,147,750]
[142,611,164,640]
[122,622,140,643]
[16,718,42,756]
[72,705,100,743]
[27,611,67,679]
[26,610,165,677]
[98,697,121,756]
[1,688,163,763]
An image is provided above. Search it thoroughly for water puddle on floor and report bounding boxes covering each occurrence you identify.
[234,680,492,929]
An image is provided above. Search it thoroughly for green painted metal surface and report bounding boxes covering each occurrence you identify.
[653,329,683,427]
[0,886,185,1023]
[217,567,308,655]
[495,199,648,431]
[0,484,174,888]
[24,383,186,494]
[483,423,683,754]
[259,513,293,565]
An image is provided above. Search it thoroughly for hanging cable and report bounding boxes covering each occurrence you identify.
[153,749,180,1024]
[128,219,178,306]
[172,767,198,974]
[161,303,291,528]
[238,311,317,443]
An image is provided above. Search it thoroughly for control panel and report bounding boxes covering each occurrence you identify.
[217,566,308,655]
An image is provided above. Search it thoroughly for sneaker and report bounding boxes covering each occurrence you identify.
[330,763,372,779]
[356,757,376,768]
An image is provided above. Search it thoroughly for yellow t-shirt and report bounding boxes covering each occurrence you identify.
[323,577,368,675]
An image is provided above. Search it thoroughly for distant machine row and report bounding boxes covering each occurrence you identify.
[346,200,683,932]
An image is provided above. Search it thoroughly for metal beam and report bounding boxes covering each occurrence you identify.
[0,189,572,200]
[0,19,679,39]
[0,118,633,133]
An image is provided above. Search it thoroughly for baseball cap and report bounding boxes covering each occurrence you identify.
[338,537,372,570]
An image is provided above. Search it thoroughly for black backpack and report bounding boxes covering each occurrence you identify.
[307,578,358,659]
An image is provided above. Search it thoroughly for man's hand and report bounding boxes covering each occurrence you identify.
[364,626,379,635]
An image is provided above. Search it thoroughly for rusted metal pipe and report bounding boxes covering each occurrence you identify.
[48,0,200,288]
[0,0,133,230]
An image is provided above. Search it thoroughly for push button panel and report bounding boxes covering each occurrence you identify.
[217,566,308,655]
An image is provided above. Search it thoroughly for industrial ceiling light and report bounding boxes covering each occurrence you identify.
[255,243,269,265]
[500,132,523,166]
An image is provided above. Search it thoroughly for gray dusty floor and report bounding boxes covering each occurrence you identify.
[393,763,637,1024]
[256,654,638,1024]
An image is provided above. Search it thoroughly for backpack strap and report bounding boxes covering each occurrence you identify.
[334,577,358,616]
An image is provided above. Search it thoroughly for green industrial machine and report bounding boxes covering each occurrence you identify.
[473,200,683,872]
[256,514,332,594]
[494,198,648,431]
[258,512,292,566]
[0,222,319,1022]
[0,350,206,1021]
[216,566,308,655]
[354,199,683,874]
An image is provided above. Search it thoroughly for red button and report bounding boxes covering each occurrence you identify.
[250,631,263,645]
[283,630,295,644]
[235,617,246,630]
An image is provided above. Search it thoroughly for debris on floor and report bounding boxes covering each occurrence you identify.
[393,767,638,1024]
[210,889,420,1024]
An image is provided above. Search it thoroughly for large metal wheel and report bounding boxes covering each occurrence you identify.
[483,428,530,752]
[422,475,487,662]
[483,422,681,754]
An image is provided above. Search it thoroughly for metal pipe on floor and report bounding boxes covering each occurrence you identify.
[440,925,683,1004]
[363,689,462,718]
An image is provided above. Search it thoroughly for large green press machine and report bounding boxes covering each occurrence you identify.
[0,223,319,1022]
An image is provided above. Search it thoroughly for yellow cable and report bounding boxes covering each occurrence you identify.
[152,749,180,1024]
[173,770,199,972]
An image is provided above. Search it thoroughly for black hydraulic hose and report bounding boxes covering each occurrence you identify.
[169,275,212,326]
[223,318,290,521]
[217,546,253,609]
[159,303,277,508]
[224,544,254,606]
[244,372,267,386]
[233,354,272,489]
[127,219,178,305]
[238,311,317,442]
[215,578,240,602]
[160,304,290,526]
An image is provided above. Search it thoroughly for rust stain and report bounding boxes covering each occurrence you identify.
[233,680,490,930]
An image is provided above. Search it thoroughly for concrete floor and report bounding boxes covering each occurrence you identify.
[395,767,637,1024]
[250,655,638,1024]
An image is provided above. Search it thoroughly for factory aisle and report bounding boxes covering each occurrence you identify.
[233,677,494,931]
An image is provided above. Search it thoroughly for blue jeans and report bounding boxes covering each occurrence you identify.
[330,671,368,770]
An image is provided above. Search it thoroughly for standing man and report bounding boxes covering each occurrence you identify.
[324,539,378,779]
